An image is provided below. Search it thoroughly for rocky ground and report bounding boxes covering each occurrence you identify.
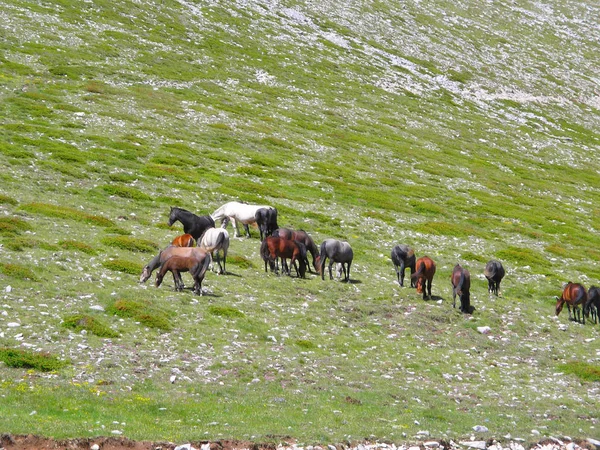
[1,436,599,450]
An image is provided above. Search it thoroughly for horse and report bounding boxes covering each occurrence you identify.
[319,239,353,282]
[155,255,211,295]
[211,201,275,238]
[411,256,436,300]
[255,207,279,241]
[451,264,471,313]
[260,236,306,278]
[556,282,588,324]
[168,207,215,241]
[140,246,210,287]
[584,286,600,324]
[198,227,229,274]
[273,228,319,273]
[484,260,505,295]
[390,244,416,287]
[171,233,195,247]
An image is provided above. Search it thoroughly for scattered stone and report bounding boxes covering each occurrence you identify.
[90,305,105,311]
[477,326,491,334]
[90,444,100,450]
[174,445,195,450]
[7,322,20,328]
[460,441,486,449]
[424,442,440,448]
[5,286,11,293]
[473,425,489,433]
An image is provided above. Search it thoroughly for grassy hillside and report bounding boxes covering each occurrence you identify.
[1,0,599,445]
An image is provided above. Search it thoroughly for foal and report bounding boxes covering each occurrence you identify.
[412,256,436,300]
[556,282,588,324]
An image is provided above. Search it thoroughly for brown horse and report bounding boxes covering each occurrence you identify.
[155,255,210,295]
[556,282,588,324]
[411,256,436,300]
[451,264,471,313]
[140,246,210,286]
[171,233,195,247]
[273,228,319,273]
[260,236,306,278]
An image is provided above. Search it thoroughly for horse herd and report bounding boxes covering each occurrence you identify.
[138,203,600,323]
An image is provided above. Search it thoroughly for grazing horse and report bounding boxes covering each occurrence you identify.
[155,255,211,295]
[319,239,353,282]
[255,207,279,241]
[411,256,436,300]
[168,207,215,241]
[391,244,416,287]
[584,286,600,324]
[171,233,195,247]
[199,227,229,274]
[273,228,319,273]
[451,264,471,313]
[211,201,275,238]
[484,260,505,295]
[556,282,588,324]
[260,236,306,278]
[140,246,210,287]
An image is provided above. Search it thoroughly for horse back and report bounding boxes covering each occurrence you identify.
[562,282,587,305]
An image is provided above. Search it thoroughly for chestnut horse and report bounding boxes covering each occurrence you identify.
[273,228,319,273]
[451,264,471,313]
[391,244,416,287]
[171,233,195,247]
[556,282,588,324]
[260,236,306,278]
[584,286,599,324]
[484,260,505,296]
[155,255,211,295]
[412,256,436,300]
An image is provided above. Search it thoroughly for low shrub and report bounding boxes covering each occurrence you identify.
[0,263,38,281]
[101,236,158,253]
[0,347,68,372]
[102,259,141,275]
[62,314,119,338]
[20,203,115,227]
[106,299,172,331]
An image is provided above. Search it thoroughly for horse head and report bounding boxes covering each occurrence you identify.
[555,296,564,316]
[167,207,178,226]
[140,266,152,283]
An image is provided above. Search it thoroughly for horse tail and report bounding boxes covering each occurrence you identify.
[260,238,270,262]
[296,241,307,262]
[197,252,212,281]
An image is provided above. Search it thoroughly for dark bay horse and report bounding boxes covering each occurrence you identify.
[319,239,353,282]
[584,286,599,324]
[391,244,416,287]
[155,254,211,295]
[412,256,436,300]
[273,228,319,273]
[171,233,195,247]
[260,236,306,278]
[556,282,588,324]
[255,207,279,241]
[484,260,505,295]
[140,246,210,286]
[451,264,471,313]
[168,207,215,241]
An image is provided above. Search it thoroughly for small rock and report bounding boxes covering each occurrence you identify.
[473,425,489,433]
[328,445,337,450]
[170,375,176,383]
[460,441,486,449]
[90,305,105,312]
[424,442,440,448]
[111,430,122,435]
[531,430,540,436]
[91,444,100,450]
[587,439,600,446]
[418,431,430,437]
[477,326,491,334]
[5,286,12,293]
[174,445,194,450]
[7,322,20,328]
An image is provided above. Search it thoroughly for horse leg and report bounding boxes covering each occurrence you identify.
[345,261,351,282]
[243,223,251,238]
[399,262,405,286]
[328,260,334,280]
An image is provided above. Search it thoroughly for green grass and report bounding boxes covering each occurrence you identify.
[0,348,68,372]
[0,0,599,445]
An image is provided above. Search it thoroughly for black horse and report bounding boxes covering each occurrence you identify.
[255,207,279,241]
[585,286,600,324]
[168,207,215,241]
[391,244,416,287]
[484,260,505,295]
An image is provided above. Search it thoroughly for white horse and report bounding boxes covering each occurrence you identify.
[211,201,274,238]
[199,227,229,274]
